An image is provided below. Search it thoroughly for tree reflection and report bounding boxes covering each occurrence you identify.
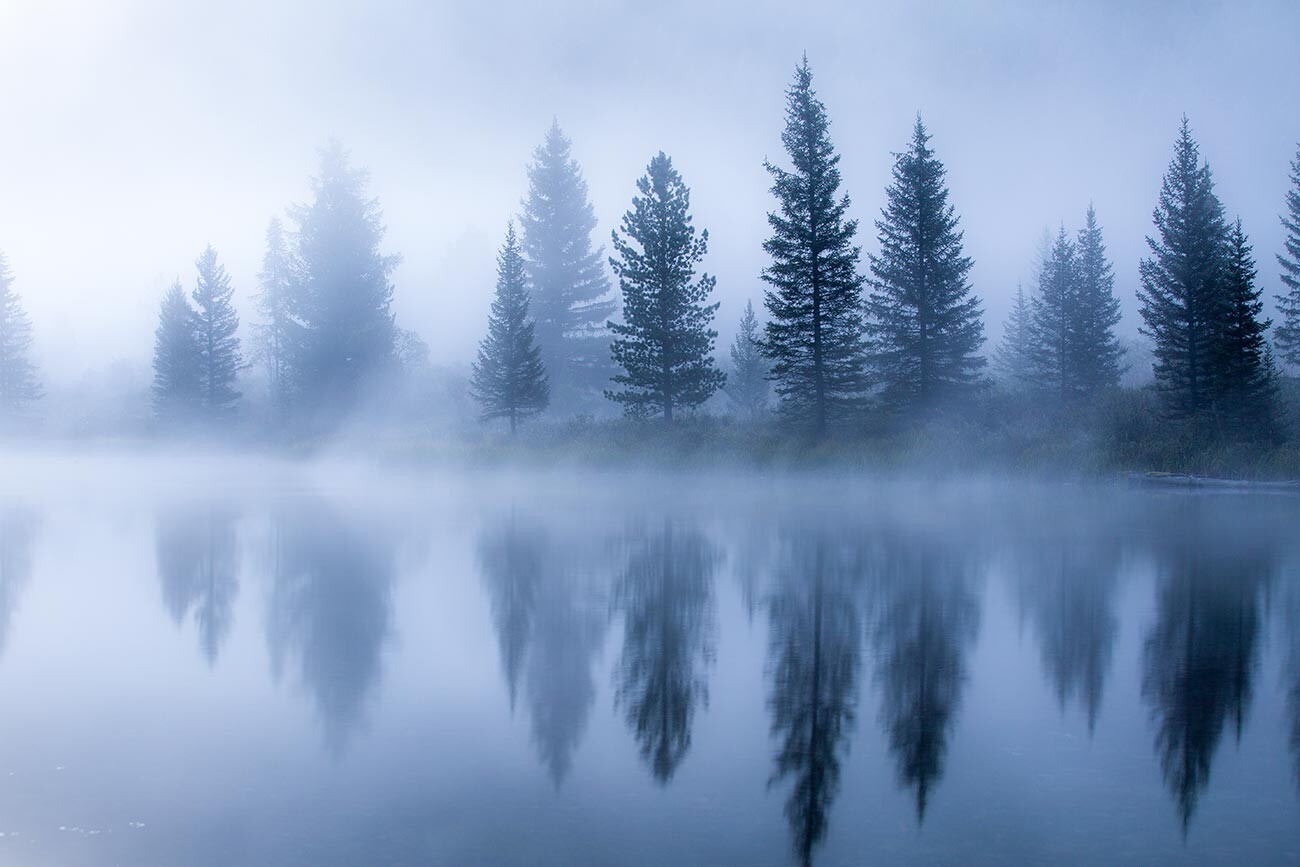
[1141,529,1268,831]
[155,503,240,664]
[871,533,980,822]
[1286,583,1300,793]
[613,520,717,783]
[766,533,861,865]
[0,506,37,659]
[266,500,395,755]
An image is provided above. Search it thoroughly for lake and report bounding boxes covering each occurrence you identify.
[0,457,1296,865]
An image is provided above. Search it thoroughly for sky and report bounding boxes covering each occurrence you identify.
[1,0,1298,386]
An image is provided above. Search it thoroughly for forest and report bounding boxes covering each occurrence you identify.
[3,57,1300,479]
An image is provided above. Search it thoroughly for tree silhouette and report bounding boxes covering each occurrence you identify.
[155,503,240,665]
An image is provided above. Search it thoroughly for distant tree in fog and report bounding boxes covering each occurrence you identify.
[726,300,770,418]
[191,245,242,419]
[0,252,43,416]
[1025,226,1079,397]
[471,223,549,433]
[1072,204,1125,392]
[761,57,870,438]
[287,141,399,424]
[1274,144,1300,368]
[253,217,298,417]
[520,121,615,411]
[607,152,724,423]
[992,284,1033,388]
[152,280,202,422]
[868,116,985,416]
[1211,219,1278,439]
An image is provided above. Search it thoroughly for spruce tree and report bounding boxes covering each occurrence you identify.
[1275,144,1300,368]
[1212,219,1277,439]
[761,57,869,437]
[520,122,615,409]
[253,218,298,416]
[868,116,985,415]
[1137,118,1229,422]
[470,223,550,433]
[607,152,724,422]
[992,284,1033,388]
[1072,204,1125,393]
[0,253,42,416]
[727,300,770,418]
[289,141,399,422]
[1027,226,1079,398]
[191,245,242,418]
[152,280,202,422]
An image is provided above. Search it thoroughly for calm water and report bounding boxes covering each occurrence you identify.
[0,461,1297,866]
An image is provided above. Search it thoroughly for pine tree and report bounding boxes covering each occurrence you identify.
[1212,219,1278,439]
[191,245,242,418]
[152,280,202,422]
[1275,144,1300,368]
[992,284,1033,388]
[607,152,724,423]
[253,218,298,416]
[1138,118,1229,422]
[289,141,399,422]
[0,252,42,416]
[520,121,615,409]
[868,116,985,415]
[1072,204,1125,393]
[1027,226,1079,398]
[727,300,770,418]
[761,57,870,437]
[470,223,550,433]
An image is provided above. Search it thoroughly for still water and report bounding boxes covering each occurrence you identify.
[0,461,1297,865]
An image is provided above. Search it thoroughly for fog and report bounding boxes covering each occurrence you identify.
[3,0,1298,387]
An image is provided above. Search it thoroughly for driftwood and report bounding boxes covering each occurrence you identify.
[1125,471,1300,493]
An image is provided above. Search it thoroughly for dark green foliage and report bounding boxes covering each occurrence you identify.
[868,117,985,416]
[191,245,242,418]
[992,284,1032,388]
[0,252,42,415]
[520,121,615,409]
[1073,205,1125,392]
[1211,220,1278,439]
[761,58,869,437]
[1027,227,1079,397]
[727,300,770,417]
[607,152,724,423]
[253,218,298,416]
[288,141,399,422]
[471,223,550,433]
[152,280,202,421]
[1138,119,1230,422]
[1275,145,1300,368]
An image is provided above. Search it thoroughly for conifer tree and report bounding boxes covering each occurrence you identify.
[1212,219,1277,439]
[1138,119,1229,422]
[152,280,202,421]
[727,300,770,418]
[868,116,985,415]
[607,153,724,422]
[253,218,298,415]
[1072,205,1125,393]
[289,141,399,421]
[191,245,242,418]
[992,284,1033,388]
[0,253,42,415]
[1027,226,1079,397]
[470,223,550,433]
[1275,144,1300,368]
[761,57,869,437]
[520,121,615,408]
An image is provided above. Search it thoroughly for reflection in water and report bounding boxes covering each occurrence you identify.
[613,520,717,783]
[1141,527,1268,830]
[1287,585,1300,793]
[478,514,543,712]
[266,500,395,755]
[766,533,861,865]
[0,507,37,658]
[155,504,240,664]
[872,533,980,822]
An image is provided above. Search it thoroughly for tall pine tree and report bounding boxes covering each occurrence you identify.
[0,252,42,416]
[1137,118,1229,422]
[1027,226,1079,398]
[1275,144,1300,368]
[520,122,615,410]
[992,284,1033,388]
[470,223,550,433]
[1072,204,1125,393]
[761,57,869,437]
[191,245,242,418]
[868,116,985,416]
[253,218,298,417]
[1212,219,1277,439]
[152,280,202,422]
[606,152,724,423]
[727,300,770,418]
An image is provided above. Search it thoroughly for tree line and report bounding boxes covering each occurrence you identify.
[2,57,1300,454]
